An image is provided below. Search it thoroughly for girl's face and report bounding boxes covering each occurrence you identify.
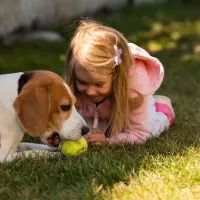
[74,65,113,103]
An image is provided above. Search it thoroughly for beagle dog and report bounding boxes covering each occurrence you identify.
[0,70,89,162]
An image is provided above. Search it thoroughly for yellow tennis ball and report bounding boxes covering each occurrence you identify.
[61,137,88,156]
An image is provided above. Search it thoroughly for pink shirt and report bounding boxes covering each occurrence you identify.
[77,43,169,144]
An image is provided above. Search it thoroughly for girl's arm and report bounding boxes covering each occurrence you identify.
[107,95,171,145]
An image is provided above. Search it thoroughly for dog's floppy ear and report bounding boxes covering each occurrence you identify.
[14,85,50,137]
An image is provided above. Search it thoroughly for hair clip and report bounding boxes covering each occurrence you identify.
[114,45,122,66]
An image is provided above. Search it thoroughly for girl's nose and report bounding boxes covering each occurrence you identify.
[86,86,96,96]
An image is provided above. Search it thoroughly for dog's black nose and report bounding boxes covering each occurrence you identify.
[81,126,89,135]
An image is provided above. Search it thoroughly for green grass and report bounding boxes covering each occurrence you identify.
[1,1,200,199]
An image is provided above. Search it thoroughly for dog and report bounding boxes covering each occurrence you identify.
[0,70,89,162]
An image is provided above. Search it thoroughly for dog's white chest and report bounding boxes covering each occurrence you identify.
[0,72,26,161]
[0,72,24,134]
[0,72,23,108]
[0,73,24,125]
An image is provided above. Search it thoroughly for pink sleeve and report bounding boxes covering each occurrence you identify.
[128,43,164,95]
[107,119,150,145]
[107,95,152,145]
[107,131,148,145]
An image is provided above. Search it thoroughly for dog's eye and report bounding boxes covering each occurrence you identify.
[60,105,71,111]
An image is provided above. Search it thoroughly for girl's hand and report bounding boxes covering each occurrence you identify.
[85,130,107,146]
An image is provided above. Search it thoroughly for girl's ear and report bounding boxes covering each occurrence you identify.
[128,43,164,95]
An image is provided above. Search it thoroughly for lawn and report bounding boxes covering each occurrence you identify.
[1,1,200,200]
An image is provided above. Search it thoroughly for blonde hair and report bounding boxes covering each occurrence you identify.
[65,20,143,136]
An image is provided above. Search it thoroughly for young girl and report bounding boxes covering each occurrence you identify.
[65,20,175,146]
